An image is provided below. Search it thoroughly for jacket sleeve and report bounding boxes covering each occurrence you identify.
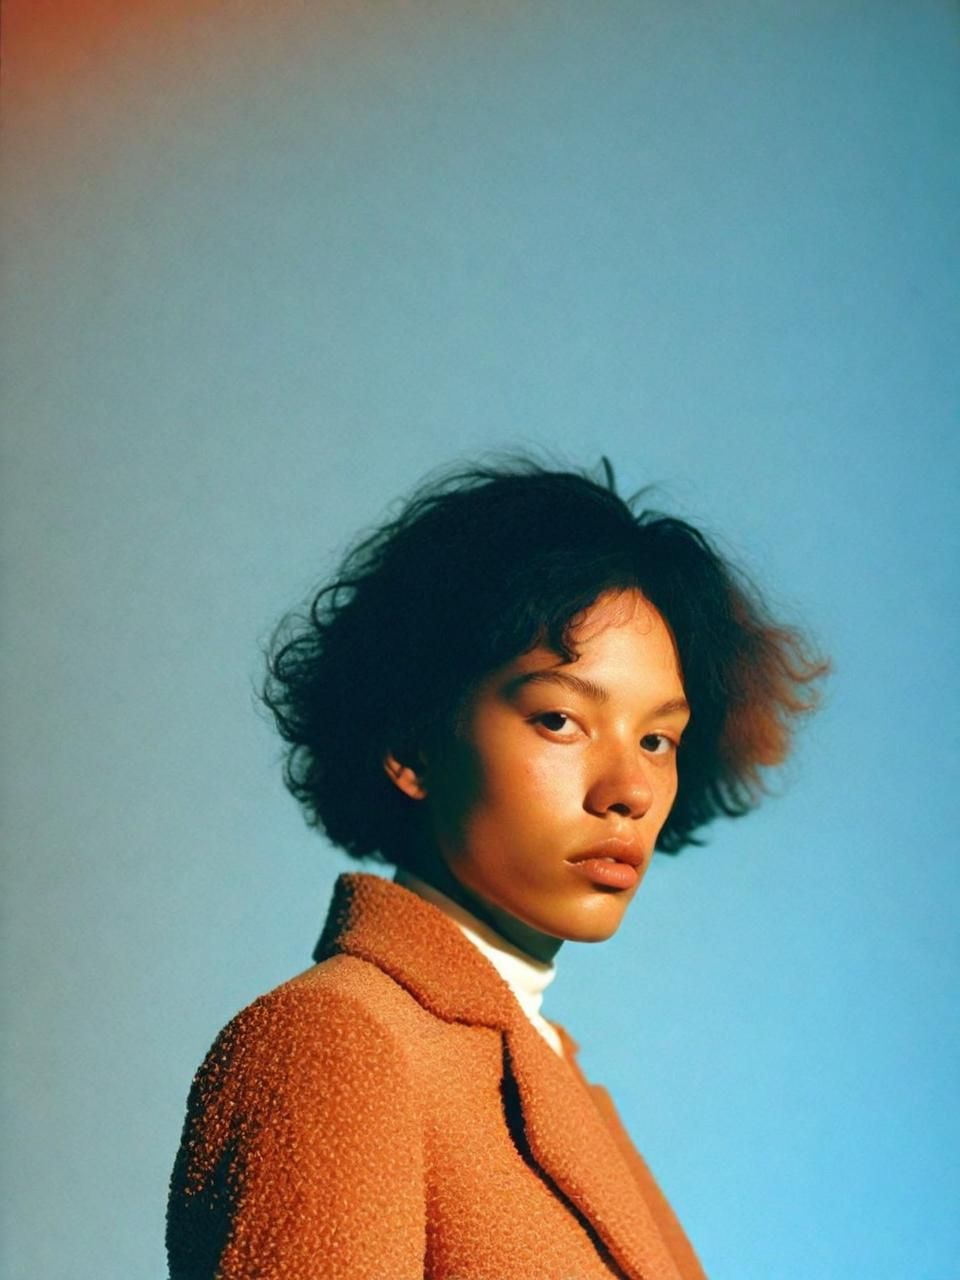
[588,1083,708,1280]
[167,985,427,1280]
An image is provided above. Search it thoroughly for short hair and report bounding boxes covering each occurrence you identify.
[261,455,828,864]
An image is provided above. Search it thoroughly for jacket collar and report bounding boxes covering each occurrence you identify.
[313,869,523,1028]
[314,872,684,1280]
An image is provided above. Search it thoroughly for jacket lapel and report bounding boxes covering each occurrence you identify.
[504,1012,683,1280]
[316,872,683,1280]
[314,871,522,1028]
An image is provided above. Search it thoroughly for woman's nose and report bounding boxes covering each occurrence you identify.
[584,750,654,819]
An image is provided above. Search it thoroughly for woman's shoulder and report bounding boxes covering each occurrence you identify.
[168,957,432,1276]
[188,954,424,1107]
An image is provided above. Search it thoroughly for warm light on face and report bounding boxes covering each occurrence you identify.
[420,589,690,943]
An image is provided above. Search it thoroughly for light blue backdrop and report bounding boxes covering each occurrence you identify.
[4,3,958,1277]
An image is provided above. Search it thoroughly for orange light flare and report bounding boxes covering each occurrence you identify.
[3,0,336,191]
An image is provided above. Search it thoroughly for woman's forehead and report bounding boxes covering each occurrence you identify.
[566,587,660,643]
[484,592,685,702]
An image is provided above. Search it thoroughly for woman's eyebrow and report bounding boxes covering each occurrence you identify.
[507,670,690,717]
[509,671,610,702]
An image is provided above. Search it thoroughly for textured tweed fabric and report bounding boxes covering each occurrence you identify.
[167,872,707,1279]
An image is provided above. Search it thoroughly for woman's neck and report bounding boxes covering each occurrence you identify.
[405,850,563,965]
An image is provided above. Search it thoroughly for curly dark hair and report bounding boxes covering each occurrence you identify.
[261,454,828,865]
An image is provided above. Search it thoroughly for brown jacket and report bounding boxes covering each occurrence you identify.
[167,871,707,1279]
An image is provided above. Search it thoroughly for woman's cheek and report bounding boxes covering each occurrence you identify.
[656,768,680,815]
[525,750,579,803]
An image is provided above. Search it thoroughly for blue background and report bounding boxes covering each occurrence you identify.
[4,3,958,1277]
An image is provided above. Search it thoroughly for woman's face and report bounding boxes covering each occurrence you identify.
[412,589,690,943]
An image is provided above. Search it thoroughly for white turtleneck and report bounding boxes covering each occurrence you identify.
[393,869,564,1058]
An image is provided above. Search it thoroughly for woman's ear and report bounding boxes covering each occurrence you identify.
[383,748,428,801]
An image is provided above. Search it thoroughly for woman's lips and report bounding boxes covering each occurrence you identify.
[566,839,645,890]
[567,857,639,889]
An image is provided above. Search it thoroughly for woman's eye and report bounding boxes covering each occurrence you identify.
[641,733,675,756]
[535,711,577,736]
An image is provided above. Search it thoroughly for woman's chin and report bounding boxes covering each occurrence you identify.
[520,895,632,945]
[556,915,625,944]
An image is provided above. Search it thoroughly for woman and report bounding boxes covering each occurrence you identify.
[167,456,827,1279]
